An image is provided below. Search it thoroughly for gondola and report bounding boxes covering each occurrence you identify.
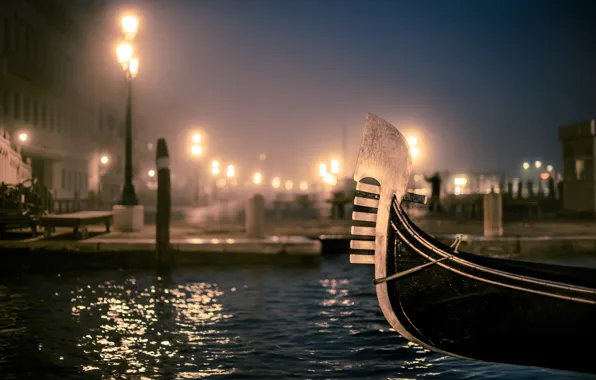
[349,113,596,375]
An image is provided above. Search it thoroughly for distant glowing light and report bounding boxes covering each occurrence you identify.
[330,159,340,174]
[100,155,109,165]
[272,177,281,189]
[547,165,553,172]
[535,160,542,169]
[226,165,235,178]
[522,162,530,170]
[300,181,308,191]
[318,163,327,177]
[454,186,461,195]
[408,136,418,146]
[410,146,420,159]
[453,177,467,186]
[323,172,337,186]
[148,169,155,177]
[116,42,133,64]
[253,172,262,185]
[121,15,139,39]
[191,145,202,156]
[285,180,294,190]
[540,173,550,180]
[192,133,201,144]
[211,160,220,175]
[18,133,27,142]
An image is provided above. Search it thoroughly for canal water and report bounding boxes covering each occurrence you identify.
[0,254,593,379]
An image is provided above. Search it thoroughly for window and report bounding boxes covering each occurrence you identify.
[575,160,584,180]
[13,92,20,119]
[32,100,38,125]
[23,95,30,122]
[41,104,46,129]
[2,91,9,117]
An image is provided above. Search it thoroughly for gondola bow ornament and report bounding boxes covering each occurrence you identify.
[350,113,596,375]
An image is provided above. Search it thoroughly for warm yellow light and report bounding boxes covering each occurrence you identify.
[18,133,28,142]
[300,181,308,191]
[408,136,418,146]
[411,146,420,158]
[522,162,530,170]
[226,164,235,178]
[100,155,109,165]
[547,165,553,172]
[121,16,139,39]
[323,172,337,186]
[330,159,340,174]
[318,163,327,177]
[192,133,201,144]
[128,57,139,78]
[191,145,202,156]
[455,186,461,195]
[285,180,294,190]
[211,166,220,175]
[148,169,155,177]
[535,161,542,169]
[272,177,281,189]
[454,177,467,186]
[116,42,133,64]
[253,172,262,185]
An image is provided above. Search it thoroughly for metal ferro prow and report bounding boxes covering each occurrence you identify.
[349,114,414,265]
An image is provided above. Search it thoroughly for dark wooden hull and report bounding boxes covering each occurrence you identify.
[385,199,596,375]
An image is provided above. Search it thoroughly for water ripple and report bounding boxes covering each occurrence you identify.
[0,255,593,379]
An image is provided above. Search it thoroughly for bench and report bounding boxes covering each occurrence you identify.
[40,211,114,240]
[0,213,40,238]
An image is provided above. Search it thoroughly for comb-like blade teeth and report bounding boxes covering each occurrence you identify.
[350,254,375,264]
[350,240,375,250]
[354,196,379,208]
[352,211,377,222]
[351,226,375,236]
[356,182,380,195]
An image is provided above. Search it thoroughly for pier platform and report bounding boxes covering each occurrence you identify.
[0,224,321,272]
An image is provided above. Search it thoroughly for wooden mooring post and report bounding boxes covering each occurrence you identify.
[156,138,172,270]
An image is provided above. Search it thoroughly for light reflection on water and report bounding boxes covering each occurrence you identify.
[0,255,594,379]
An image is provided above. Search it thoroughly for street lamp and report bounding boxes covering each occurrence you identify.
[148,169,155,178]
[226,164,235,178]
[190,141,203,206]
[253,172,262,185]
[18,133,28,142]
[522,162,530,170]
[100,155,109,165]
[116,15,140,207]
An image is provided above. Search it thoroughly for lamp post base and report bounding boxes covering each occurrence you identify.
[113,204,145,232]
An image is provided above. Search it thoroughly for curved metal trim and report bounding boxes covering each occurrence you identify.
[390,202,596,304]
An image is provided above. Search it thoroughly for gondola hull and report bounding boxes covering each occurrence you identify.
[386,201,596,374]
[349,113,596,376]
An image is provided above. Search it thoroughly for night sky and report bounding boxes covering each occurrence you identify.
[129,0,596,180]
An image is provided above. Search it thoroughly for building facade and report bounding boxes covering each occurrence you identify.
[0,0,126,206]
[559,119,596,214]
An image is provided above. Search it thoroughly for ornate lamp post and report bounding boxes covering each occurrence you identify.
[116,16,140,206]
[112,15,145,232]
[190,133,203,206]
